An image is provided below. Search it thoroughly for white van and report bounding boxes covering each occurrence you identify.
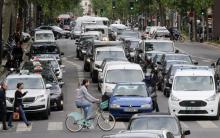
[168,68,220,119]
[100,63,144,97]
[34,30,55,43]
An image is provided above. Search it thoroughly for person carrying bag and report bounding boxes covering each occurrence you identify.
[8,83,31,128]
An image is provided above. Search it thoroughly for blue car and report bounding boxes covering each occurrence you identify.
[109,82,153,118]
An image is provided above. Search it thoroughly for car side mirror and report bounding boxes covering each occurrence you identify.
[194,61,198,65]
[175,50,179,53]
[211,63,216,68]
[46,84,52,89]
[157,61,161,65]
[183,130,191,135]
[61,52,64,56]
[76,39,79,42]
[32,38,34,41]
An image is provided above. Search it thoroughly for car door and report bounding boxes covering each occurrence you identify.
[216,58,220,78]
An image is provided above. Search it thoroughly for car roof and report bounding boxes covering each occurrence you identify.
[116,82,146,85]
[103,58,128,62]
[131,112,175,119]
[94,40,123,46]
[35,30,53,33]
[175,68,214,76]
[96,46,124,51]
[83,31,101,35]
[85,25,108,29]
[6,73,42,79]
[144,39,173,43]
[146,51,166,54]
[164,53,189,56]
[104,130,165,137]
[106,63,142,70]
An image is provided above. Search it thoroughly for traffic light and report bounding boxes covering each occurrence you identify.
[112,0,116,9]
[130,2,134,10]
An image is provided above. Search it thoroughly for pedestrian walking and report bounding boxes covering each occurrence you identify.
[8,83,31,127]
[0,82,8,130]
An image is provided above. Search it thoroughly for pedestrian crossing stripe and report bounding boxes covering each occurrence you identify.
[197,121,218,128]
[16,123,32,132]
[48,122,63,131]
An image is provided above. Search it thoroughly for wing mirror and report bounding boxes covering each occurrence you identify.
[183,130,191,135]
[193,61,198,65]
[46,84,52,89]
[211,63,216,68]
[175,49,179,53]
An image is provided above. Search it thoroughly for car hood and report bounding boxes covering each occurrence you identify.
[110,96,152,106]
[35,40,55,43]
[6,89,46,98]
[172,90,216,100]
[34,54,60,59]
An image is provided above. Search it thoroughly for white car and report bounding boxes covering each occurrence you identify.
[90,46,126,82]
[168,68,220,119]
[5,72,51,119]
[34,30,55,43]
[100,63,144,98]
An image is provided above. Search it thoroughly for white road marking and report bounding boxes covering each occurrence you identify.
[180,122,189,129]
[197,121,218,128]
[16,123,32,132]
[114,122,127,129]
[48,122,63,131]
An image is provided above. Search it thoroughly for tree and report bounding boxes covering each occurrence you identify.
[0,0,4,64]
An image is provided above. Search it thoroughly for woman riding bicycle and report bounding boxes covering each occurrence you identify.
[75,79,99,120]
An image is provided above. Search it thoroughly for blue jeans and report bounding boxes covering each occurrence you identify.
[75,100,92,119]
[8,105,30,127]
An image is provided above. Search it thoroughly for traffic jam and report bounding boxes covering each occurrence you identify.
[2,15,220,138]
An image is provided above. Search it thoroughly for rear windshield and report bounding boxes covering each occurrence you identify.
[31,46,59,54]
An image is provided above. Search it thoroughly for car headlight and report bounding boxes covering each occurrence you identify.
[102,37,109,41]
[206,94,216,101]
[141,104,152,109]
[110,104,120,109]
[87,58,90,62]
[170,95,180,101]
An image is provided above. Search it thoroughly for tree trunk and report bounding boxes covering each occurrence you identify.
[0,0,4,64]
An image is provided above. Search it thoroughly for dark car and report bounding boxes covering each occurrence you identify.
[124,38,140,62]
[33,25,70,39]
[27,42,64,64]
[127,113,191,138]
[103,130,175,138]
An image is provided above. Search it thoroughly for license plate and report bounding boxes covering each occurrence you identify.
[185,107,200,110]
[124,108,138,112]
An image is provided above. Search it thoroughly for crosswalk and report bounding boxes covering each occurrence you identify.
[0,120,220,133]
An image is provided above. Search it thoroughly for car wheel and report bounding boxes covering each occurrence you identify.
[57,99,64,110]
[84,61,90,72]
[42,108,49,119]
[76,50,79,58]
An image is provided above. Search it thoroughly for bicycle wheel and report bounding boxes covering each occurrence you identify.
[65,116,83,132]
[97,112,116,131]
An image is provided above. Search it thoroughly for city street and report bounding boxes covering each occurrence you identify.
[0,39,220,138]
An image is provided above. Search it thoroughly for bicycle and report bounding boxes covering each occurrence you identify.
[65,100,116,132]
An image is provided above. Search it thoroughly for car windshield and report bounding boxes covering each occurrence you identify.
[52,26,63,31]
[130,117,179,135]
[35,33,54,41]
[114,84,148,97]
[50,60,59,68]
[96,51,125,61]
[145,42,174,52]
[31,46,59,54]
[166,55,192,63]
[42,71,57,84]
[121,31,139,38]
[173,76,214,91]
[7,78,44,90]
[105,70,143,83]
[130,41,139,49]
[166,61,188,71]
[86,28,105,34]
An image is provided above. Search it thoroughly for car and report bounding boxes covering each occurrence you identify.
[31,55,64,80]
[109,24,128,40]
[27,42,64,64]
[70,26,81,39]
[103,130,175,138]
[84,25,109,41]
[34,30,55,43]
[22,61,64,110]
[124,38,141,62]
[83,41,124,72]
[117,30,140,41]
[141,26,152,39]
[5,71,51,119]
[109,82,153,118]
[100,63,144,98]
[168,68,220,119]
[212,58,220,80]
[127,113,191,138]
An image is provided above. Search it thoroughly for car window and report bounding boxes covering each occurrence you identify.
[31,46,59,54]
[129,117,180,135]
[166,55,192,64]
[173,76,214,91]
[96,51,125,61]
[145,42,174,52]
[7,77,44,90]
[114,84,148,97]
[35,33,54,41]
